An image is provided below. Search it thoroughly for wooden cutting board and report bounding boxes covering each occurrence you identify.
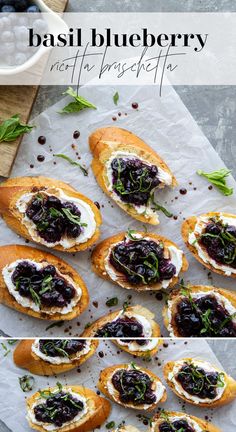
[0,0,68,178]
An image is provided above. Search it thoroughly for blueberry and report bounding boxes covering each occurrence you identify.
[33,18,47,33]
[1,5,15,12]
[63,286,75,299]
[66,224,81,238]
[13,25,29,41]
[27,4,40,12]
[14,0,29,11]
[43,265,56,277]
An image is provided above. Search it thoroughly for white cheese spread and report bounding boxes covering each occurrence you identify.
[32,339,91,364]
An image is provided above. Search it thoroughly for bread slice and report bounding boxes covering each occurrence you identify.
[13,339,99,376]
[150,410,221,432]
[81,305,161,339]
[26,385,111,432]
[163,285,236,337]
[91,231,188,291]
[89,127,176,225]
[0,176,102,252]
[182,212,236,277]
[0,244,89,320]
[163,358,236,407]
[97,363,167,411]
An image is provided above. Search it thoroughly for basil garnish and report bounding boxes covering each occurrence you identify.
[0,114,34,143]
[60,87,96,114]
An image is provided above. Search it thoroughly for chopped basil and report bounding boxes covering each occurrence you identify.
[84,322,91,329]
[60,87,96,114]
[197,168,233,196]
[62,208,87,227]
[106,421,116,429]
[53,153,88,176]
[126,228,140,241]
[113,91,119,105]
[39,275,53,295]
[1,342,10,357]
[106,297,118,307]
[0,114,34,143]
[19,375,35,392]
[149,192,173,218]
[45,321,64,331]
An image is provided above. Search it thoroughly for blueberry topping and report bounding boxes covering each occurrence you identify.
[110,238,176,286]
[25,192,87,244]
[11,261,76,309]
[34,391,84,427]
[174,293,236,337]
[39,339,87,357]
[176,362,223,400]
[160,419,194,432]
[111,157,160,206]
[95,316,144,338]
[112,368,156,405]
[199,218,236,268]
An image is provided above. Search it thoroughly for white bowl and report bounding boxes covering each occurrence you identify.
[0,0,68,75]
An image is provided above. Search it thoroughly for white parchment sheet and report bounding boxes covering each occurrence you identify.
[0,339,235,431]
[0,85,235,337]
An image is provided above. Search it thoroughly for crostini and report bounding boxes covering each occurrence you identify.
[26,383,111,432]
[14,339,98,376]
[82,305,161,344]
[163,358,236,407]
[0,244,89,320]
[163,285,236,337]
[0,176,101,252]
[97,362,167,411]
[149,411,221,432]
[89,127,176,225]
[182,212,236,277]
[92,231,188,291]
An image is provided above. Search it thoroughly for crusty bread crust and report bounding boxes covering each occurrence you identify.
[91,231,188,291]
[112,338,162,358]
[0,176,102,253]
[0,244,89,320]
[89,127,177,225]
[97,363,167,411]
[182,212,236,277]
[81,305,161,339]
[150,410,221,432]
[163,285,236,337]
[13,339,99,376]
[26,385,111,432]
[163,358,236,408]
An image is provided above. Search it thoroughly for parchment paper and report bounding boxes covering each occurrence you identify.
[0,338,235,431]
[0,84,235,337]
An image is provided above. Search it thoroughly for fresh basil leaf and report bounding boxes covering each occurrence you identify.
[113,91,119,105]
[106,421,116,429]
[53,153,88,176]
[197,168,233,196]
[19,375,35,392]
[0,114,34,143]
[149,193,173,218]
[60,87,96,114]
[45,321,64,331]
[127,228,140,241]
[106,297,118,307]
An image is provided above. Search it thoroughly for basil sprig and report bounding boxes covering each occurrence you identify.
[60,87,96,114]
[197,168,233,196]
[0,114,34,143]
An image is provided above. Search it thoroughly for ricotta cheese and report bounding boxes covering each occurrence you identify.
[27,388,88,431]
[16,187,96,249]
[188,214,236,276]
[168,359,226,404]
[2,259,82,315]
[32,339,91,364]
[117,338,159,352]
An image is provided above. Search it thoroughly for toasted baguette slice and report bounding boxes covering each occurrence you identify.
[163,358,236,408]
[163,285,236,337]
[89,127,176,225]
[112,337,162,358]
[97,363,167,411]
[0,244,89,321]
[13,339,99,376]
[182,212,236,277]
[81,305,161,340]
[113,427,141,432]
[91,231,188,291]
[150,411,221,432]
[26,385,111,432]
[0,176,101,253]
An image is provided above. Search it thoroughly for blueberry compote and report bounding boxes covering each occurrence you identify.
[110,238,176,285]
[39,340,86,357]
[34,391,84,427]
[159,419,194,432]
[175,293,236,337]
[111,157,160,206]
[11,261,76,309]
[25,192,87,244]
[95,316,144,338]
[112,368,156,405]
[199,218,236,268]
[176,362,223,400]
